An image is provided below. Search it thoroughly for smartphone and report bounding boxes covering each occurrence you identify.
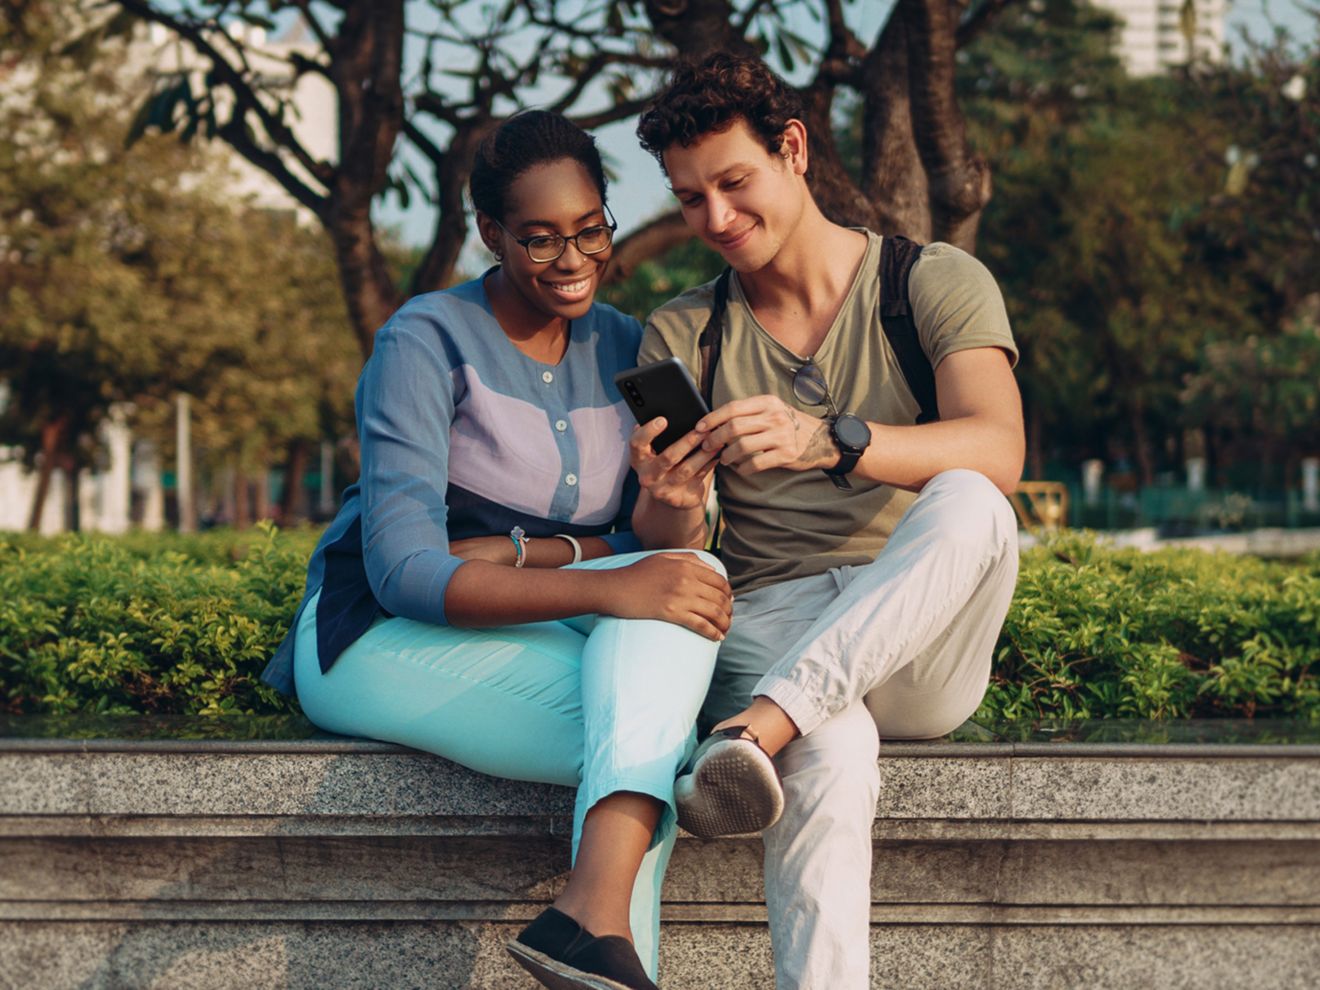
[614,357,711,453]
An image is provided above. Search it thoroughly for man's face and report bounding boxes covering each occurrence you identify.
[663,118,807,273]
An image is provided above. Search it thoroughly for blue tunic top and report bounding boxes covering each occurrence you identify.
[261,275,643,696]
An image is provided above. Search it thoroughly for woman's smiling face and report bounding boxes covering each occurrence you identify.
[478,158,613,328]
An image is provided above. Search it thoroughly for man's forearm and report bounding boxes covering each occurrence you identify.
[850,416,1024,495]
[632,488,709,550]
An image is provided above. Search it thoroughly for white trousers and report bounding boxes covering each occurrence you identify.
[704,469,1020,989]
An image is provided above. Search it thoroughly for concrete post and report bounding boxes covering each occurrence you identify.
[1186,457,1206,494]
[98,406,132,534]
[134,442,165,531]
[176,393,196,533]
[1303,458,1320,513]
[1082,459,1104,506]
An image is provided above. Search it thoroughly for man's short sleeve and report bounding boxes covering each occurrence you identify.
[639,279,718,372]
[908,243,1018,370]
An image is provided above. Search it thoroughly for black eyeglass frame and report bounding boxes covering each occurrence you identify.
[791,358,840,419]
[494,204,618,264]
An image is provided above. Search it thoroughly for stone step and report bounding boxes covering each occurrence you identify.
[3,720,1319,989]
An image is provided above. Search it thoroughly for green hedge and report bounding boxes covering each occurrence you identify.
[2,527,1317,721]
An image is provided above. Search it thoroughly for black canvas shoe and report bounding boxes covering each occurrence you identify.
[507,907,659,990]
[674,724,784,838]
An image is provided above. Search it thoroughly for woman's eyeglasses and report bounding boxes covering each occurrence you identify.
[496,205,618,263]
[791,358,839,418]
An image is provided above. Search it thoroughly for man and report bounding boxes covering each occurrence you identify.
[628,52,1024,989]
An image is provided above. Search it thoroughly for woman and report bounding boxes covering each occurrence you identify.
[260,110,731,990]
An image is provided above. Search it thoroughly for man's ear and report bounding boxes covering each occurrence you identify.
[780,119,810,176]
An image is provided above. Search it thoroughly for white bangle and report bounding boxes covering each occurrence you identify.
[553,533,583,565]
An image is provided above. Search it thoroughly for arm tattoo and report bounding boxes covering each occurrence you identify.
[792,422,836,468]
[787,407,800,433]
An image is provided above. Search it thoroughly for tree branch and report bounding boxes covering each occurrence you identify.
[601,210,694,285]
[114,0,332,190]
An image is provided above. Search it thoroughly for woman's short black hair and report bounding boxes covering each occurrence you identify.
[470,110,608,222]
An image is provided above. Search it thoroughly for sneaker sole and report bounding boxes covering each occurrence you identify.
[674,738,784,838]
[506,940,633,990]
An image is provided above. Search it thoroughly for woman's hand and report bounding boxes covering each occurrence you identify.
[449,535,515,566]
[605,553,733,641]
[629,418,721,510]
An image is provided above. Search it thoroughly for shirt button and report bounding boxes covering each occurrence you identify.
[555,419,568,432]
[542,371,554,384]
[565,473,578,487]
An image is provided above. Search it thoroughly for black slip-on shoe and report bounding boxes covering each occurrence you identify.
[674,724,785,838]
[507,907,659,990]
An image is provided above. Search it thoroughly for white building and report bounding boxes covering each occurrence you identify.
[1093,0,1228,76]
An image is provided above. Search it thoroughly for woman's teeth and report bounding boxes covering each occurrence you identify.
[545,277,591,295]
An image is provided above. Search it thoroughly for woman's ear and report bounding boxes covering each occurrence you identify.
[475,212,504,260]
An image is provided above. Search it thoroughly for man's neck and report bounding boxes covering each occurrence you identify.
[739,210,869,356]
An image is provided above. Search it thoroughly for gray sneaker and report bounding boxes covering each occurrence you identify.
[674,725,784,838]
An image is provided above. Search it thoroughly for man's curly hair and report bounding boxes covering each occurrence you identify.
[637,52,804,172]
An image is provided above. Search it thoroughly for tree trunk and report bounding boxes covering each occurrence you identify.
[253,466,270,522]
[1027,401,1044,481]
[26,416,69,532]
[1129,396,1155,488]
[63,464,80,533]
[279,439,309,524]
[325,2,407,355]
[234,469,252,530]
[902,0,993,250]
[862,5,931,239]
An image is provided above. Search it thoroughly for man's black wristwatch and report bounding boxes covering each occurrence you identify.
[822,413,871,491]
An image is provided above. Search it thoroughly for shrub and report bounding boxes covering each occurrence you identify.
[981,533,1320,722]
[0,523,318,716]
[2,527,1317,721]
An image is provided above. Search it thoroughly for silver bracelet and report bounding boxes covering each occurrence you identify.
[553,533,583,565]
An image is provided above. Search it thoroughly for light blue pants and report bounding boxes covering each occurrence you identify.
[292,549,724,977]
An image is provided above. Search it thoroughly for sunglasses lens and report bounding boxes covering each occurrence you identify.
[793,364,829,406]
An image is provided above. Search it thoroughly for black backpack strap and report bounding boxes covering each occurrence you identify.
[697,268,732,408]
[880,235,939,425]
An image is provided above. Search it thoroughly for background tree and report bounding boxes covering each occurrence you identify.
[0,3,358,529]
[96,0,1015,356]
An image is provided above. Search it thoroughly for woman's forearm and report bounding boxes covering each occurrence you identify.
[443,561,613,626]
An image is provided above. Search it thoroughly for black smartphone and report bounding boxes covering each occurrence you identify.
[614,357,711,453]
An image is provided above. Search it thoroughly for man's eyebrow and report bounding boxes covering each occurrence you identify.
[515,207,604,231]
[669,163,755,196]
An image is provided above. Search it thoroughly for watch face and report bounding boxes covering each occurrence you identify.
[833,414,871,451]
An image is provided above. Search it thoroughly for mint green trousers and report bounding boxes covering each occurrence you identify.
[292,549,724,977]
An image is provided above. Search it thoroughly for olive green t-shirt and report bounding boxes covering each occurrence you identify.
[639,232,1018,595]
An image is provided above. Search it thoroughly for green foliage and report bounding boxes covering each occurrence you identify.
[0,524,320,716]
[952,1,1320,480]
[599,236,726,323]
[980,532,1320,722]
[2,528,1318,722]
